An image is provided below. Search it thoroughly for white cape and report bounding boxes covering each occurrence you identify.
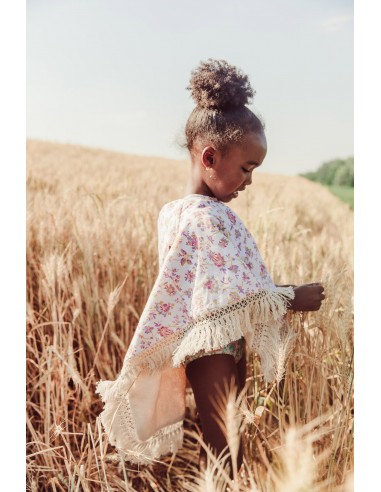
[96,194,295,463]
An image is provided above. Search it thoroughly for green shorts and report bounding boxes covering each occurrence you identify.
[184,337,245,365]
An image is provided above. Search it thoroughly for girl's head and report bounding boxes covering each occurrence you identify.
[182,59,267,202]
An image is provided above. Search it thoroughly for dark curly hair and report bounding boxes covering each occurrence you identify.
[180,58,265,158]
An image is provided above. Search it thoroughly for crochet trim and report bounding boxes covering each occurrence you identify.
[96,375,184,465]
[172,286,295,381]
[96,286,295,401]
[190,286,294,326]
[95,285,295,460]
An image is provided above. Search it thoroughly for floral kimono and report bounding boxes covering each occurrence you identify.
[95,194,295,464]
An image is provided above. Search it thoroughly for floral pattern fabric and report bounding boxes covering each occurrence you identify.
[127,194,275,361]
[95,194,295,464]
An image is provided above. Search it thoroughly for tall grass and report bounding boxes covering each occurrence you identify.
[26,140,353,491]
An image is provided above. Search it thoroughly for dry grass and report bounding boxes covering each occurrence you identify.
[26,139,353,491]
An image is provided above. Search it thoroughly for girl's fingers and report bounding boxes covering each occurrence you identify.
[310,283,325,293]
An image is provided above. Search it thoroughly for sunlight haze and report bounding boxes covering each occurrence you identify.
[27,0,353,175]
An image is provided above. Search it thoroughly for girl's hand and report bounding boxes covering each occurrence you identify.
[289,283,325,311]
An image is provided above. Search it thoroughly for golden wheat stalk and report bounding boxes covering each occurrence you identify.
[26,140,353,491]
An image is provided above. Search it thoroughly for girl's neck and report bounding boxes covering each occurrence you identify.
[186,166,215,198]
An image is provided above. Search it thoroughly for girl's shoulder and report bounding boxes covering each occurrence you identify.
[158,194,244,232]
[159,194,232,220]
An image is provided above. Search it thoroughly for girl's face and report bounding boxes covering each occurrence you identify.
[200,131,267,203]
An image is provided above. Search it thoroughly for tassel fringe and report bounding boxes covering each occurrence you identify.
[96,286,295,395]
[172,286,295,380]
[94,286,295,463]
[116,422,184,465]
[95,375,184,465]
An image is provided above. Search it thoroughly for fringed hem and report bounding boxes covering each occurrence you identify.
[95,377,184,465]
[95,364,142,402]
[116,422,184,465]
[172,286,295,380]
[172,309,246,367]
[95,286,295,397]
[94,285,296,463]
[188,286,295,326]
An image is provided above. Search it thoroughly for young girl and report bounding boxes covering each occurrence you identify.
[95,58,324,476]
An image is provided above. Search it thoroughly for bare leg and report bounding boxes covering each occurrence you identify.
[236,340,247,393]
[185,354,243,478]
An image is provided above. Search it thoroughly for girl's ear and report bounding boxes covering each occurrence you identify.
[201,146,215,169]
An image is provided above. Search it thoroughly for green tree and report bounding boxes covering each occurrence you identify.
[333,158,354,186]
[300,157,354,187]
[318,159,344,185]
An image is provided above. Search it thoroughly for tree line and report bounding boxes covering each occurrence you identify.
[300,157,354,187]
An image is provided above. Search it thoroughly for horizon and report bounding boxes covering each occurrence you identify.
[26,137,353,177]
[27,0,353,176]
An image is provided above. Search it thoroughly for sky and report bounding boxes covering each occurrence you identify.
[27,0,353,175]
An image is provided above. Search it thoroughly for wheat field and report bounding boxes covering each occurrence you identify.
[26,139,354,491]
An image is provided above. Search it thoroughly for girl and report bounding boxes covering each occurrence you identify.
[95,58,324,477]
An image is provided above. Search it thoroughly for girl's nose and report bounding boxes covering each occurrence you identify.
[245,173,253,186]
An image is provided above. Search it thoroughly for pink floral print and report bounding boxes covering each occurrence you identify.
[95,194,295,465]
[127,194,275,359]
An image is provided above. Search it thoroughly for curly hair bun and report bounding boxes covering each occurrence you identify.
[187,58,255,110]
